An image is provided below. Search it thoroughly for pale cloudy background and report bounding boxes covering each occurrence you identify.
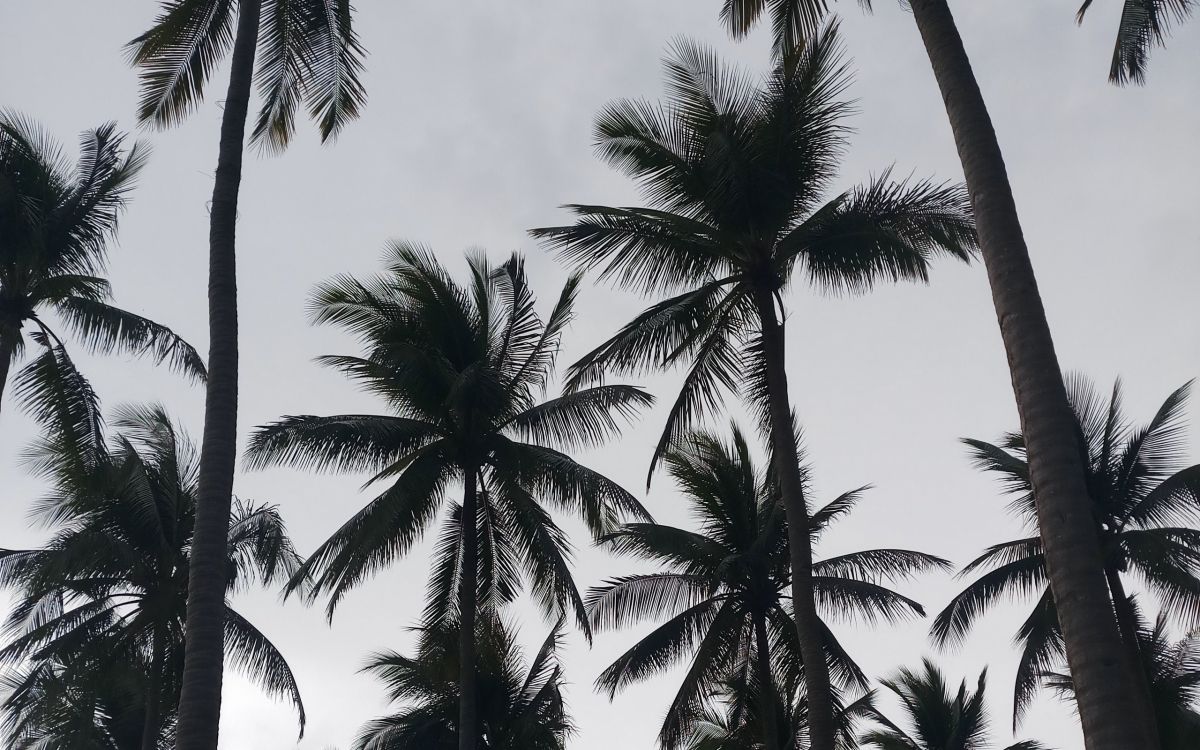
[1,1,1198,748]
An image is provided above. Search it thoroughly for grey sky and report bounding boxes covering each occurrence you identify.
[2,1,1198,748]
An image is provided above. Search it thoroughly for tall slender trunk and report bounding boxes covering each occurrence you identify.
[1105,565,1161,745]
[173,2,261,748]
[754,609,782,750]
[0,332,14,416]
[906,2,1157,748]
[458,470,480,750]
[141,623,167,750]
[753,288,836,750]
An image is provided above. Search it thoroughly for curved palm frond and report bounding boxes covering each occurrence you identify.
[1,401,306,745]
[950,375,1200,722]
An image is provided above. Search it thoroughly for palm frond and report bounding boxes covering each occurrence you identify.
[245,413,439,474]
[53,296,206,381]
[128,0,237,126]
[931,555,1048,648]
[225,606,306,737]
[784,173,976,295]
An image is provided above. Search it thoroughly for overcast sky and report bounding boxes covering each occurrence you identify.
[2,1,1198,748]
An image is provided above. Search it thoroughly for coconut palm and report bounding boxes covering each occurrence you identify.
[1074,0,1196,83]
[246,246,650,750]
[0,113,204,416]
[1,659,166,750]
[717,3,1158,747]
[1046,607,1200,749]
[0,383,306,750]
[128,4,366,743]
[353,614,572,750]
[586,425,950,750]
[932,377,1200,728]
[531,26,975,750]
[859,659,1050,750]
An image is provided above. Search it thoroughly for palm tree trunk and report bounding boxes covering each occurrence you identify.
[1105,566,1161,745]
[173,1,261,748]
[752,289,836,750]
[459,470,480,750]
[754,610,782,750]
[906,2,1157,748]
[0,333,14,416]
[141,623,167,750]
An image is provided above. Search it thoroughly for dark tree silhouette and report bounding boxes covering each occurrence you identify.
[935,378,1200,728]
[248,247,650,750]
[0,378,304,749]
[353,615,572,750]
[129,4,366,744]
[715,2,1160,746]
[532,26,975,749]
[588,424,949,749]
[0,113,203,416]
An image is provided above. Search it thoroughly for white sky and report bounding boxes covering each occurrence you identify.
[2,1,1198,748]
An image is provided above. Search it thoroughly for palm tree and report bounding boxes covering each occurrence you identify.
[1,659,165,750]
[0,113,204,415]
[859,659,1049,750]
[716,3,1159,747]
[353,614,572,750]
[531,26,975,750]
[933,377,1200,728]
[246,246,650,750]
[128,4,366,744]
[586,424,950,750]
[0,384,306,750]
[1046,608,1200,749]
[1074,0,1196,83]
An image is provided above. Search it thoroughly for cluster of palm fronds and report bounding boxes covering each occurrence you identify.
[2,1,1195,750]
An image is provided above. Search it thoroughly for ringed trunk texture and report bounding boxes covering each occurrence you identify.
[754,611,782,750]
[173,1,261,748]
[753,289,836,750]
[140,623,166,750]
[458,470,480,750]
[907,2,1158,747]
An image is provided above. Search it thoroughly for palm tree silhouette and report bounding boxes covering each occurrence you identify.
[1046,606,1200,748]
[0,391,304,750]
[532,26,974,749]
[715,2,1162,746]
[934,377,1200,728]
[587,424,949,749]
[248,246,650,750]
[0,113,203,415]
[353,614,572,750]
[128,4,366,742]
[859,659,1049,750]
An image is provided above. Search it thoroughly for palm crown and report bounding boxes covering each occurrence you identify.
[130,0,366,150]
[0,391,307,746]
[247,245,652,632]
[587,424,949,748]
[0,114,204,412]
[859,660,1049,750]
[531,22,975,480]
[932,376,1200,724]
[353,614,572,750]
